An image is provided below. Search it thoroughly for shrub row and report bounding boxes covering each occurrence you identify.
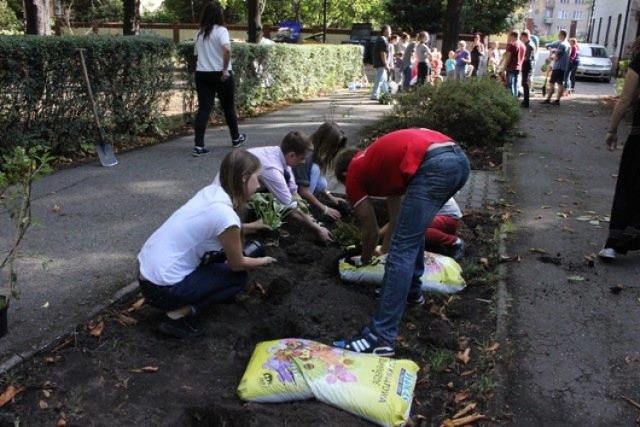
[0,35,174,156]
[176,42,364,120]
[368,79,521,149]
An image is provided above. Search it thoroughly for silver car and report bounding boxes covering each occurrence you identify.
[576,43,612,82]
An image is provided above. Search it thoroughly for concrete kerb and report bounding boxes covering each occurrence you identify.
[0,280,140,376]
[490,150,512,420]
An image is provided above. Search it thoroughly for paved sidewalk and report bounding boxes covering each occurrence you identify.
[502,95,640,424]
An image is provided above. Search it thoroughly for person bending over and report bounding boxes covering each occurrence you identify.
[138,150,276,339]
[332,128,469,356]
[292,122,349,222]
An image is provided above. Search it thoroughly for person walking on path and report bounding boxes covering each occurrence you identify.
[370,25,391,100]
[193,1,246,157]
[137,150,276,339]
[470,33,485,77]
[454,41,471,81]
[599,40,640,260]
[332,128,469,356]
[501,30,526,97]
[520,30,537,108]
[541,29,570,106]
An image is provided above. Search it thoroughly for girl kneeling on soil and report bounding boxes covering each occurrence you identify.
[137,150,276,339]
[292,122,349,221]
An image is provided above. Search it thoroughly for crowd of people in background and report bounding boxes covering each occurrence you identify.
[369,25,580,108]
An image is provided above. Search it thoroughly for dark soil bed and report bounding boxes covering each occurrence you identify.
[0,205,501,427]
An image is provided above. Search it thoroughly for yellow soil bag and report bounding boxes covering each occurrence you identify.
[238,338,419,427]
[339,251,465,294]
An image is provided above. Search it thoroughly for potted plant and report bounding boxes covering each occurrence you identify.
[0,146,53,338]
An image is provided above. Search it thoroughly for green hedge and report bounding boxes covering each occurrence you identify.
[369,79,520,149]
[0,36,174,156]
[177,42,363,120]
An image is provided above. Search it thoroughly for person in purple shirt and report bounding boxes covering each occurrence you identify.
[454,40,471,80]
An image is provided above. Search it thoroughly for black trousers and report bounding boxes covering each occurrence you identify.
[417,62,430,85]
[194,71,240,146]
[521,62,532,106]
[605,135,640,252]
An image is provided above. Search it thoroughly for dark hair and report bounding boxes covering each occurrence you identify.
[401,32,410,41]
[281,131,313,156]
[510,30,520,39]
[559,29,567,38]
[334,148,360,184]
[198,1,225,40]
[219,149,261,214]
[310,122,347,173]
[381,25,391,34]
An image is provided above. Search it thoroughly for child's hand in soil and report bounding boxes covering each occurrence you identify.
[259,256,277,266]
[325,206,342,221]
[244,218,273,234]
[316,226,333,243]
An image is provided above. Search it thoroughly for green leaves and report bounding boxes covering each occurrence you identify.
[249,193,292,229]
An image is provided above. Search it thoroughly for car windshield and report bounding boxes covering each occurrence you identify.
[582,46,608,58]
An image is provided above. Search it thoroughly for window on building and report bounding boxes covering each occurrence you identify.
[573,11,583,20]
[596,17,602,44]
[545,8,553,18]
[575,0,584,3]
[614,14,622,48]
[604,15,612,46]
[560,0,569,3]
[558,10,568,19]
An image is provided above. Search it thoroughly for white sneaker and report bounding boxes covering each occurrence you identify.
[598,247,616,260]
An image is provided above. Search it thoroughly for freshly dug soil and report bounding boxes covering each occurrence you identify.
[0,206,500,427]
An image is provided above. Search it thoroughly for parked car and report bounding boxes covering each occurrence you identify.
[576,43,612,83]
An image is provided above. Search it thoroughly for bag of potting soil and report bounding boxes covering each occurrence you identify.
[338,251,465,294]
[238,338,419,427]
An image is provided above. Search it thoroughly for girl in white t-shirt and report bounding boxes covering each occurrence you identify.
[193,1,246,157]
[138,150,276,339]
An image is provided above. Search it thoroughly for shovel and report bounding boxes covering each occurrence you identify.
[77,49,118,167]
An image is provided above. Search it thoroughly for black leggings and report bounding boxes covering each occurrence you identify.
[194,71,240,146]
[417,62,430,85]
[605,136,640,252]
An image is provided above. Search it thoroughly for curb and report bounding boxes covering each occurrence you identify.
[491,150,512,419]
[0,280,140,376]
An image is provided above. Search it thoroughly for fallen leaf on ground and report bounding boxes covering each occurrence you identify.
[456,348,471,365]
[460,369,477,377]
[88,318,105,337]
[38,400,48,409]
[478,258,490,268]
[442,414,487,426]
[567,275,585,282]
[624,356,639,364]
[42,301,49,308]
[131,366,159,373]
[255,282,267,295]
[453,402,477,419]
[0,385,25,407]
[453,391,469,403]
[406,323,417,331]
[115,377,130,389]
[52,204,61,214]
[44,355,61,365]
[181,384,193,391]
[57,417,67,426]
[486,342,500,352]
[529,248,549,255]
[51,337,75,353]
[115,312,137,326]
[126,298,145,312]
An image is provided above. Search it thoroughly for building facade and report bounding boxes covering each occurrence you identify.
[588,0,640,60]
[526,0,593,38]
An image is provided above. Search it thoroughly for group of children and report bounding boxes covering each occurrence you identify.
[137,123,468,348]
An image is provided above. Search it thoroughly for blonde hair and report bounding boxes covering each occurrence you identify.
[310,122,347,173]
[219,149,261,215]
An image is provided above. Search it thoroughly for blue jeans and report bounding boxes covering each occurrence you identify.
[402,66,412,90]
[454,65,466,80]
[309,163,327,194]
[507,70,519,97]
[371,67,389,99]
[371,146,470,342]
[139,262,248,316]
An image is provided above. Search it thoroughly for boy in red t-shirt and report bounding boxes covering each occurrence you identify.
[332,128,470,357]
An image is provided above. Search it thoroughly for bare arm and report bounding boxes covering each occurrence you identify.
[289,208,333,241]
[605,67,640,150]
[379,196,402,254]
[221,44,231,80]
[297,185,341,221]
[218,226,276,271]
[354,199,379,264]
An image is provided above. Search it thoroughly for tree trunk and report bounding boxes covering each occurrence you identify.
[441,0,463,53]
[24,0,51,35]
[123,0,140,36]
[247,0,265,43]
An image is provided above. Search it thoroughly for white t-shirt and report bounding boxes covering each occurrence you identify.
[138,184,240,286]
[438,198,462,219]
[194,25,232,72]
